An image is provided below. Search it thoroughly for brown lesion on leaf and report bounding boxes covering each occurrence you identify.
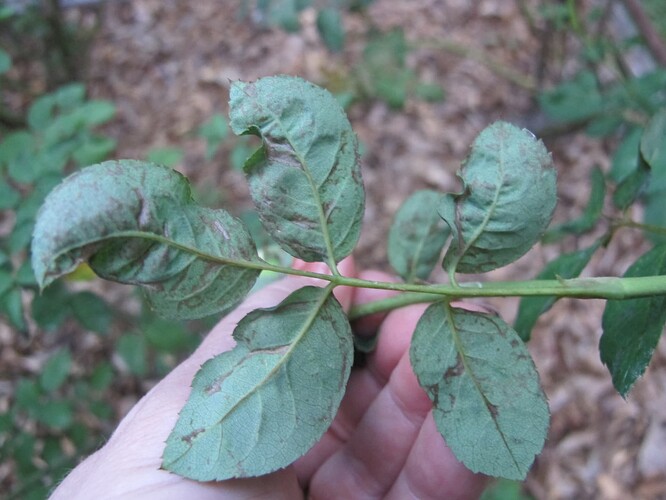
[181,427,205,445]
[486,401,499,419]
[444,356,465,380]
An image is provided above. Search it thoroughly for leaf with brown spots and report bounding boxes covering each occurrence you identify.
[439,122,557,274]
[162,286,353,480]
[229,76,365,266]
[410,303,550,480]
[31,160,260,319]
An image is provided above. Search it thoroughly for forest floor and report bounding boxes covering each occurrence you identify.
[25,0,666,497]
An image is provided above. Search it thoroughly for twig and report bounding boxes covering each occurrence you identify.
[414,38,537,92]
[620,0,666,66]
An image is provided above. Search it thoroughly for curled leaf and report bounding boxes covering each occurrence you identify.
[440,122,557,274]
[163,286,353,480]
[31,160,260,319]
[229,76,365,264]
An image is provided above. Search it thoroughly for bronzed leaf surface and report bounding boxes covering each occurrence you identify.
[163,286,353,480]
[600,244,666,397]
[440,122,557,274]
[388,190,449,282]
[410,304,549,480]
[31,160,260,319]
[229,76,365,264]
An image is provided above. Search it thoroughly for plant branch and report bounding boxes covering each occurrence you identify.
[413,38,537,92]
[87,231,666,321]
[614,218,666,238]
[620,0,666,66]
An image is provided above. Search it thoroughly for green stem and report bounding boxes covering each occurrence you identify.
[412,39,536,91]
[84,231,666,320]
[615,218,666,238]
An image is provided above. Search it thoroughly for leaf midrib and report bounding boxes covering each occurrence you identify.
[264,105,341,272]
[443,303,523,476]
[217,286,334,432]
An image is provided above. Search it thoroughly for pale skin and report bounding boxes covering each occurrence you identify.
[50,258,488,499]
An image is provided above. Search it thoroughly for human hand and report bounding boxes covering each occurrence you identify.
[50,258,487,499]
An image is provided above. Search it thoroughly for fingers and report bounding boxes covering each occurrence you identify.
[385,414,489,500]
[54,259,359,500]
[308,348,433,498]
[351,270,399,337]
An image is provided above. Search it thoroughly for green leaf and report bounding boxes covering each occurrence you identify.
[78,100,116,127]
[1,286,26,331]
[229,76,365,264]
[317,8,345,52]
[15,379,41,415]
[410,304,549,480]
[600,244,666,396]
[440,122,557,274]
[414,82,445,102]
[610,127,642,183]
[0,48,11,74]
[613,156,650,210]
[163,285,353,480]
[31,160,260,320]
[542,166,605,243]
[31,283,71,331]
[90,361,114,391]
[116,334,147,376]
[144,317,196,353]
[40,348,72,392]
[643,190,666,244]
[0,178,21,210]
[146,147,184,167]
[388,189,449,282]
[539,71,603,123]
[515,240,601,341]
[72,136,117,166]
[641,108,666,193]
[197,113,228,160]
[36,400,73,430]
[69,291,113,334]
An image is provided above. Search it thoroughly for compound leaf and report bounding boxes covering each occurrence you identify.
[542,166,605,243]
[163,285,353,480]
[600,244,666,397]
[440,122,557,274]
[31,160,260,320]
[410,304,549,480]
[388,189,449,282]
[229,76,364,265]
[515,240,601,341]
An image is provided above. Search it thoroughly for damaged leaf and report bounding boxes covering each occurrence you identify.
[410,303,549,480]
[163,286,353,480]
[229,75,365,265]
[31,160,260,319]
[440,122,557,274]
